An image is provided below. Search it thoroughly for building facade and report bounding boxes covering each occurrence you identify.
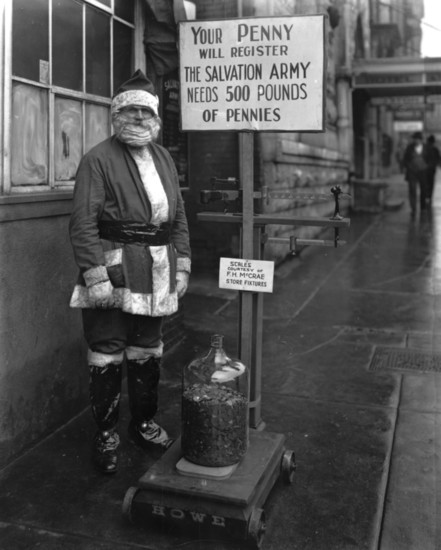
[352,0,441,180]
[0,0,148,467]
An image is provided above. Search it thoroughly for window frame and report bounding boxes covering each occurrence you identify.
[2,0,145,196]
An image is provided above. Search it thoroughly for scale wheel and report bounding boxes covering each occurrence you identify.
[122,486,139,523]
[281,449,296,484]
[247,507,266,548]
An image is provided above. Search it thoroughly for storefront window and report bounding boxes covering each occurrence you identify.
[11,83,48,186]
[53,0,83,91]
[9,0,135,192]
[86,5,111,97]
[115,0,135,23]
[85,103,111,152]
[114,20,133,90]
[12,0,49,83]
[54,97,83,182]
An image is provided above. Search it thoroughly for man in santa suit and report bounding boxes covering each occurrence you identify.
[69,70,191,474]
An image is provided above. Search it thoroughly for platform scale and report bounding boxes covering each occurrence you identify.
[122,130,350,547]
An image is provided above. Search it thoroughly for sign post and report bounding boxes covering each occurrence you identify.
[239,131,262,426]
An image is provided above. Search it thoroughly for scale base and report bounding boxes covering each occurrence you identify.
[123,430,296,549]
[176,457,239,479]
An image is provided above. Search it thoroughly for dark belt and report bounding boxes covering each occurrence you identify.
[98,220,171,245]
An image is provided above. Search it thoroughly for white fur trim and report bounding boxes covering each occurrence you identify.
[150,245,171,312]
[88,349,124,366]
[129,148,169,224]
[126,344,164,361]
[104,248,123,267]
[88,280,113,302]
[112,90,159,116]
[70,285,178,317]
[177,257,191,273]
[83,265,109,287]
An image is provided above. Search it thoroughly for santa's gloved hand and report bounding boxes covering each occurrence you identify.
[176,271,189,299]
[88,280,115,309]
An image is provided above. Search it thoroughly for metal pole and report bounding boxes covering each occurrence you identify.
[238,132,264,429]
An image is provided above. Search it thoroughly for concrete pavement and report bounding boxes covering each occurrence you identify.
[0,172,440,549]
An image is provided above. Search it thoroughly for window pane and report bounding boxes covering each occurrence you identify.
[54,97,83,182]
[115,0,134,23]
[85,103,110,152]
[12,0,49,82]
[11,83,48,185]
[86,6,110,96]
[53,0,83,91]
[113,21,133,92]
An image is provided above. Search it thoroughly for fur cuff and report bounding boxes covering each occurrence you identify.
[83,266,109,288]
[177,257,191,273]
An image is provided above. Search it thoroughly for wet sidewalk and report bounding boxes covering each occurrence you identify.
[0,173,440,549]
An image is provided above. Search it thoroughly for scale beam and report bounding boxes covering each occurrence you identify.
[197,211,350,229]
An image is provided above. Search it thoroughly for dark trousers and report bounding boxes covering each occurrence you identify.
[427,168,437,201]
[82,309,163,355]
[407,170,428,213]
[83,309,164,432]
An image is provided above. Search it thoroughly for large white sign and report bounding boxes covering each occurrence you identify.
[219,258,274,293]
[179,16,325,132]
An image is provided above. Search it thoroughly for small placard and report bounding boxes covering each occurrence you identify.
[219,258,274,293]
[39,60,49,84]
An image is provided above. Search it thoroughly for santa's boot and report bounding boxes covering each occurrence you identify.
[89,360,122,474]
[127,355,173,451]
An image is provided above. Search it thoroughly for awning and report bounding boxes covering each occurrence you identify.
[352,57,441,98]
[144,0,187,76]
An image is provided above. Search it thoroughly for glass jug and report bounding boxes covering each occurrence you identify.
[181,334,249,467]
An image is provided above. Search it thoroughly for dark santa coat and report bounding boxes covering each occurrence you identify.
[69,136,191,317]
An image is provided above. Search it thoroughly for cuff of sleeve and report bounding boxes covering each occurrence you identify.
[83,266,109,287]
[177,257,191,273]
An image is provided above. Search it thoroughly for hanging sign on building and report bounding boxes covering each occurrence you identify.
[219,258,274,293]
[178,15,325,132]
[393,120,424,132]
[371,96,424,106]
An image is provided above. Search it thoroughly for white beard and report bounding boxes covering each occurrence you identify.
[113,116,161,147]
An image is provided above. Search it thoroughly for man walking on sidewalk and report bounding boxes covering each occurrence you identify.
[425,135,440,204]
[403,131,429,217]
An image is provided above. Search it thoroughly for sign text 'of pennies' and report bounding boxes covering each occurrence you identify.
[219,258,274,293]
[179,16,325,132]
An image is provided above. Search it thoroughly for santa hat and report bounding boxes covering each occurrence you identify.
[111,69,159,116]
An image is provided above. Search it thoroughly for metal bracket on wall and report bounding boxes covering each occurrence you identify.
[200,180,350,221]
[261,184,350,220]
[262,233,347,256]
[260,185,350,254]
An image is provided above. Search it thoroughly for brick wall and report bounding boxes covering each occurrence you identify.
[259,135,350,263]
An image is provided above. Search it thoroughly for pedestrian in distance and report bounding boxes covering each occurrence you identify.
[402,131,429,218]
[69,69,191,474]
[424,135,440,205]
